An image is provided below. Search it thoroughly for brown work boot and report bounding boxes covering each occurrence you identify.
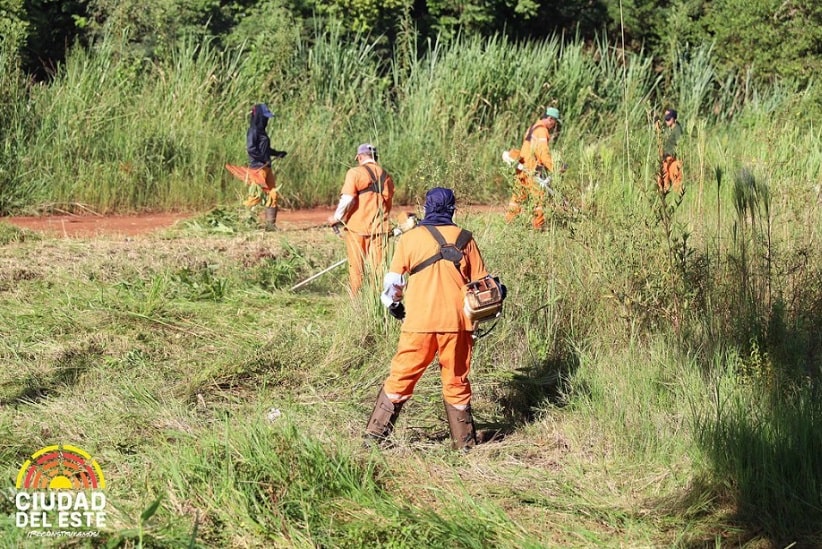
[444,401,476,451]
[365,388,404,443]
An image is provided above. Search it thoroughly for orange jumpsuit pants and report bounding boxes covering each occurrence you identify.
[344,232,386,295]
[505,169,545,229]
[383,331,474,407]
[257,166,278,207]
[226,164,278,208]
[657,156,683,195]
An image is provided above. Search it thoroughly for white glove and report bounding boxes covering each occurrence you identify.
[380,272,406,307]
[536,175,552,189]
[502,150,515,166]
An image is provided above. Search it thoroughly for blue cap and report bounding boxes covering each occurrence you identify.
[257,103,275,118]
[664,109,677,121]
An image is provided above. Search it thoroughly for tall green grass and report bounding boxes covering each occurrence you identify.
[6,34,250,213]
[1,29,819,214]
[695,356,822,540]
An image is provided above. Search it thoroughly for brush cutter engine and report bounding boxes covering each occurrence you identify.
[464,275,505,326]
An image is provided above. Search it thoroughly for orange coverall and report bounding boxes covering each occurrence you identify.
[505,120,555,229]
[337,161,394,294]
[382,225,489,407]
[658,157,683,194]
[225,164,278,208]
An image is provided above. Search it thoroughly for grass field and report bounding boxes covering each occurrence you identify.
[1,192,819,547]
[1,27,820,548]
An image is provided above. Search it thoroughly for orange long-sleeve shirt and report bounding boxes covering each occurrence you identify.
[340,161,394,235]
[519,121,554,173]
[390,225,488,332]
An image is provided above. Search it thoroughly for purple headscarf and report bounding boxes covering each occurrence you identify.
[419,187,457,226]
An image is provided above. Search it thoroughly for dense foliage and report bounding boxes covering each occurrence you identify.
[5,0,821,83]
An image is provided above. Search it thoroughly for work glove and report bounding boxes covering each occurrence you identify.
[273,150,287,159]
[536,175,553,189]
[388,302,405,320]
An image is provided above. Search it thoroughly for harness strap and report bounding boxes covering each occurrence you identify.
[525,123,538,142]
[357,164,388,195]
[409,225,472,277]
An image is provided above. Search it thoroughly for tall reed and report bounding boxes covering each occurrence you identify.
[8,30,817,213]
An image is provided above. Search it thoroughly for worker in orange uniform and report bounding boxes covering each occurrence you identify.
[365,187,504,451]
[503,106,562,230]
[329,144,395,295]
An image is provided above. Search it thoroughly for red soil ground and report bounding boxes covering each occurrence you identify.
[1,208,336,238]
[2,205,501,238]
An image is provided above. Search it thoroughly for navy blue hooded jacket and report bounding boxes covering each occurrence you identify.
[247,103,285,168]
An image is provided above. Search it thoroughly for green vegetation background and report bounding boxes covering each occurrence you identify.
[0,1,821,547]
[0,0,820,215]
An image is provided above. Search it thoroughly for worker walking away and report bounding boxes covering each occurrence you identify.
[503,106,563,230]
[656,108,684,194]
[247,103,287,230]
[365,187,506,451]
[328,143,395,296]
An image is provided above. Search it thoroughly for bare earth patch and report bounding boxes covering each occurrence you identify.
[1,208,337,238]
[2,205,502,238]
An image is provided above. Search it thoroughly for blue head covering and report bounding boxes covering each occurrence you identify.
[420,187,456,226]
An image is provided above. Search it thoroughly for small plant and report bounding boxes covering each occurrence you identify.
[173,263,229,301]
[180,207,259,234]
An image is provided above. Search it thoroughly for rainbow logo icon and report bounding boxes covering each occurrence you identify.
[16,444,106,491]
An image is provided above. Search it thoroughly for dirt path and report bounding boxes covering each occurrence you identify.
[2,212,193,238]
[1,208,338,238]
[2,205,502,238]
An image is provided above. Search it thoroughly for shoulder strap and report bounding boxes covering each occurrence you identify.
[409,225,472,276]
[525,123,539,142]
[357,164,388,195]
[455,229,472,250]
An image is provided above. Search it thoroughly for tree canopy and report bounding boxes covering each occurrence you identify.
[4,0,820,84]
